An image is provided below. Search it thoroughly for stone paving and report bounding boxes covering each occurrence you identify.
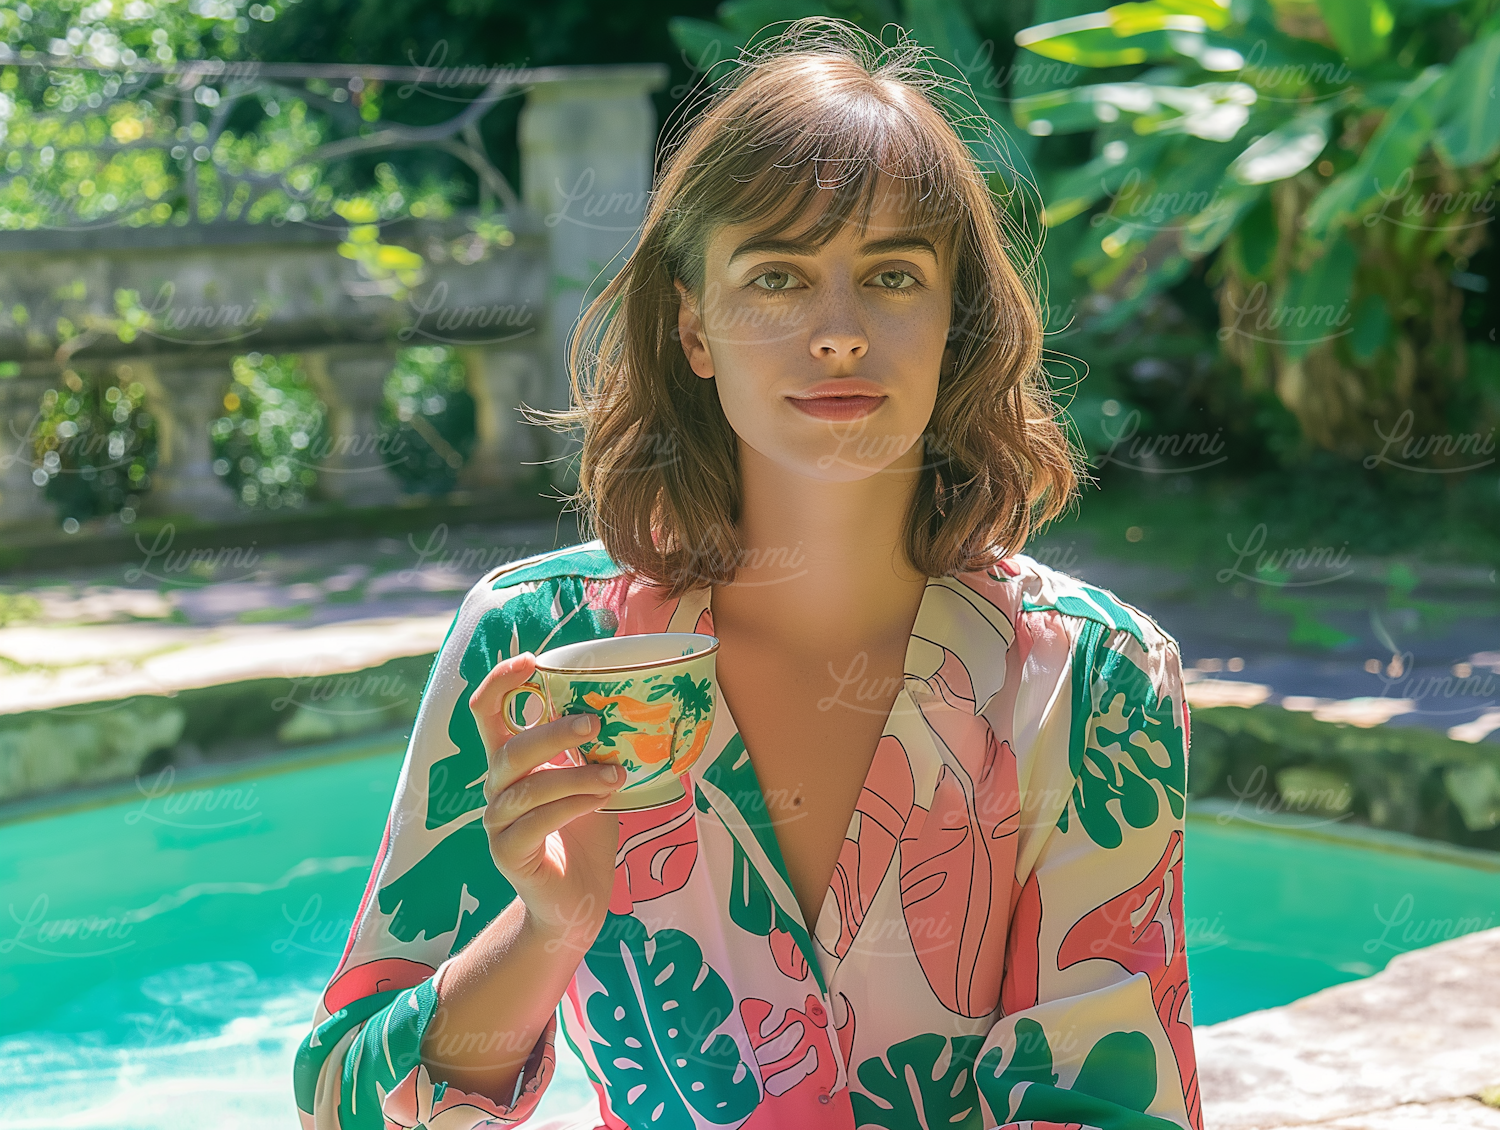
[0,516,583,713]
[1197,923,1500,1128]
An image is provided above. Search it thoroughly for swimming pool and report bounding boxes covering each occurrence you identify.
[2,736,1497,1128]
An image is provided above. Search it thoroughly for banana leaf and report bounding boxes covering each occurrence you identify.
[1302,64,1449,239]
[1432,31,1500,168]
[1015,0,1235,68]
[1314,0,1395,69]
[1229,105,1333,185]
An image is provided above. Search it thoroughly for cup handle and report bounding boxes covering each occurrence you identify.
[500,681,549,736]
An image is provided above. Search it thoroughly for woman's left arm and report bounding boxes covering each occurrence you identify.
[974,618,1202,1130]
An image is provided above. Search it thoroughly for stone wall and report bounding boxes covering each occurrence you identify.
[0,64,665,539]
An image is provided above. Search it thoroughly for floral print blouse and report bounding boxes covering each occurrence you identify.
[294,540,1202,1130]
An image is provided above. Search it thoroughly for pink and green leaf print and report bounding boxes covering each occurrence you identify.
[583,913,760,1128]
[294,541,1203,1130]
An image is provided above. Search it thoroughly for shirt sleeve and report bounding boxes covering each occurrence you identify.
[291,573,564,1129]
[973,617,1203,1130]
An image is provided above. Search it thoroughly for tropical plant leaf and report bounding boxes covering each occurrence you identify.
[1180,178,1265,256]
[1230,106,1332,184]
[1349,292,1392,361]
[1432,31,1500,167]
[377,821,515,955]
[903,0,1040,189]
[1043,133,1173,226]
[1303,64,1448,238]
[666,17,748,74]
[1278,228,1358,362]
[1059,619,1187,848]
[1315,0,1395,68]
[1015,1,1235,69]
[976,1017,1183,1128]
[1231,190,1278,278]
[1016,81,1256,141]
[584,913,761,1128]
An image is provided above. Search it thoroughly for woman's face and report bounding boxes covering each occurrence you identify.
[675,181,955,484]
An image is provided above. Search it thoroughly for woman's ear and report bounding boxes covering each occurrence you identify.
[673,279,715,380]
[941,343,957,378]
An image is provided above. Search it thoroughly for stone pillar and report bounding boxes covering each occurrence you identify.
[140,359,239,520]
[0,374,58,528]
[307,347,402,508]
[456,346,549,492]
[518,65,666,492]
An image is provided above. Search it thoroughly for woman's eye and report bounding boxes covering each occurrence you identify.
[873,269,918,291]
[752,270,800,291]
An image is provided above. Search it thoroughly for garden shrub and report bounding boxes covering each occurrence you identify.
[32,367,157,525]
[211,352,327,509]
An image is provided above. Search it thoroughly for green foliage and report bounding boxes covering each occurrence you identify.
[210,352,326,510]
[0,1,464,231]
[1015,0,1500,452]
[1188,702,1500,851]
[31,367,156,524]
[0,590,42,626]
[376,345,476,496]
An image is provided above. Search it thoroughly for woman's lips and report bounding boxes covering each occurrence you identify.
[787,395,887,421]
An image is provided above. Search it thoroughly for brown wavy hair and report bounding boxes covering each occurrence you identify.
[527,17,1082,598]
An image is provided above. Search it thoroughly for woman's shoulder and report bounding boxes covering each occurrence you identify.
[460,538,682,637]
[959,550,1181,659]
[477,539,624,591]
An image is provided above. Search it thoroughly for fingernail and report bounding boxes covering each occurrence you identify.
[572,714,593,735]
[599,763,621,783]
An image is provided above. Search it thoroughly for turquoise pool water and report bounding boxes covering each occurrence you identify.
[2,739,1497,1128]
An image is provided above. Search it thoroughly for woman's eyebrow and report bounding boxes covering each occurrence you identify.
[727,235,938,265]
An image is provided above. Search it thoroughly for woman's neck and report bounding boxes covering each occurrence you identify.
[709,439,930,651]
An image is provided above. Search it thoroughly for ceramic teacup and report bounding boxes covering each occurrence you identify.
[500,633,719,810]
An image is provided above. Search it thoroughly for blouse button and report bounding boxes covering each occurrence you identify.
[818,1093,830,1105]
[807,1001,826,1023]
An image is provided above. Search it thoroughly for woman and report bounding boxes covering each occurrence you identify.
[294,18,1201,1130]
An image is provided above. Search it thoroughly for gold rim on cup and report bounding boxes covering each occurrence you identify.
[498,636,719,735]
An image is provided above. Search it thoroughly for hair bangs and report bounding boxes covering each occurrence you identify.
[528,17,1083,597]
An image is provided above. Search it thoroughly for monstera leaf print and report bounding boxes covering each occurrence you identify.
[584,912,760,1129]
[975,1018,1182,1130]
[1058,621,1186,849]
[850,1032,986,1130]
[380,575,617,958]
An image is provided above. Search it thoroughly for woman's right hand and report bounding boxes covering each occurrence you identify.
[472,651,624,948]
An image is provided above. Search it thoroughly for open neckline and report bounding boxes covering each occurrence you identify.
[697,577,942,948]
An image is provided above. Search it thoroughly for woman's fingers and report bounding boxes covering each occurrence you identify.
[485,712,600,798]
[470,652,602,794]
[486,761,622,838]
[469,651,538,757]
[487,780,622,877]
